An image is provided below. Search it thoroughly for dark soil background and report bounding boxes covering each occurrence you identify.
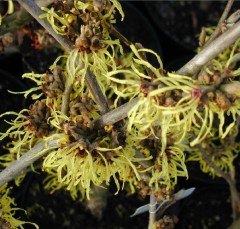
[1,1,240,228]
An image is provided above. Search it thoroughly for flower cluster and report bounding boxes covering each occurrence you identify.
[187,126,240,177]
[1,0,240,211]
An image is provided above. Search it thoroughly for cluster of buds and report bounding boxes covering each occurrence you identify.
[42,66,65,98]
[140,80,184,107]
[207,89,236,110]
[74,0,116,52]
[75,12,103,52]
[27,101,51,137]
[53,0,75,12]
[61,95,97,141]
[69,95,95,129]
[158,90,183,107]
[196,67,238,110]
[139,80,158,97]
[198,70,222,85]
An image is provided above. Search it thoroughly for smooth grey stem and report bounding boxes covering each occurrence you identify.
[148,192,157,229]
[86,70,110,114]
[177,20,240,76]
[229,174,240,220]
[0,138,59,186]
[16,0,74,52]
[92,98,139,129]
[202,0,234,48]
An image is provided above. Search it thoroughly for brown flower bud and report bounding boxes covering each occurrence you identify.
[91,35,100,49]
[215,90,231,110]
[198,71,210,84]
[75,34,89,49]
[220,81,240,97]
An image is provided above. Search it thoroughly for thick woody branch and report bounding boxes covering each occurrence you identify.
[0,138,59,186]
[177,20,240,76]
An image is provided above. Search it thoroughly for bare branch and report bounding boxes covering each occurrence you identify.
[177,20,240,76]
[148,192,157,229]
[86,70,110,114]
[0,137,59,186]
[202,0,235,48]
[61,78,73,116]
[197,144,240,220]
[106,22,132,47]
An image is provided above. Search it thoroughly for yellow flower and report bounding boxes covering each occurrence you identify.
[0,110,36,158]
[146,131,188,192]
[187,127,240,177]
[0,184,38,229]
[0,100,53,157]
[40,7,76,35]
[42,132,151,199]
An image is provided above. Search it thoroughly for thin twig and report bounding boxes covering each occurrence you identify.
[85,70,110,114]
[106,22,132,47]
[61,78,73,116]
[202,0,235,49]
[197,144,240,220]
[135,42,154,76]
[0,137,59,186]
[177,20,240,76]
[148,192,157,229]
